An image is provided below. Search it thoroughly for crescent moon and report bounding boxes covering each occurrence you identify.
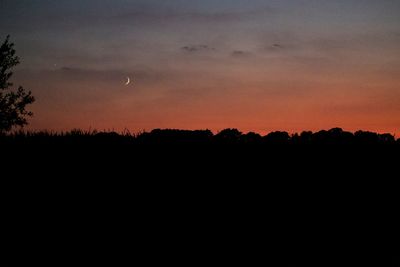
[125,77,130,85]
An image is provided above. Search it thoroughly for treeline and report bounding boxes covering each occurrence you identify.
[1,127,399,146]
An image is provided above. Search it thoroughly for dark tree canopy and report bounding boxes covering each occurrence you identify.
[0,35,35,133]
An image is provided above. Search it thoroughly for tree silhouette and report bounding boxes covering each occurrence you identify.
[215,128,242,144]
[354,131,379,145]
[263,131,290,144]
[241,132,262,144]
[0,35,35,133]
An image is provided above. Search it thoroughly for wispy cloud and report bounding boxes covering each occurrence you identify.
[264,43,288,53]
[231,50,252,57]
[271,43,284,49]
[181,45,216,53]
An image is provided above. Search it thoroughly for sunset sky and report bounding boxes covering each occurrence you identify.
[1,0,400,135]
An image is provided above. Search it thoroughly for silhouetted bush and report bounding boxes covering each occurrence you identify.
[240,132,262,144]
[291,131,313,145]
[214,128,242,144]
[354,131,379,145]
[378,133,396,144]
[0,128,398,147]
[263,131,290,145]
[311,128,354,145]
[137,129,213,145]
[301,131,313,144]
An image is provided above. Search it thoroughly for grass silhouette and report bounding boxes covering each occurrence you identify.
[1,127,399,146]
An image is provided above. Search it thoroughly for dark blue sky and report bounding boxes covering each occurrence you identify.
[1,0,400,133]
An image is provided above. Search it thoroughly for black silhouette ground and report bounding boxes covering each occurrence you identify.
[1,128,399,266]
[1,127,398,146]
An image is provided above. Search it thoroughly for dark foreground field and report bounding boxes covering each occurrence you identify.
[2,127,399,179]
[1,128,399,266]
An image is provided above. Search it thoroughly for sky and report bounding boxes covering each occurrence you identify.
[1,0,400,135]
